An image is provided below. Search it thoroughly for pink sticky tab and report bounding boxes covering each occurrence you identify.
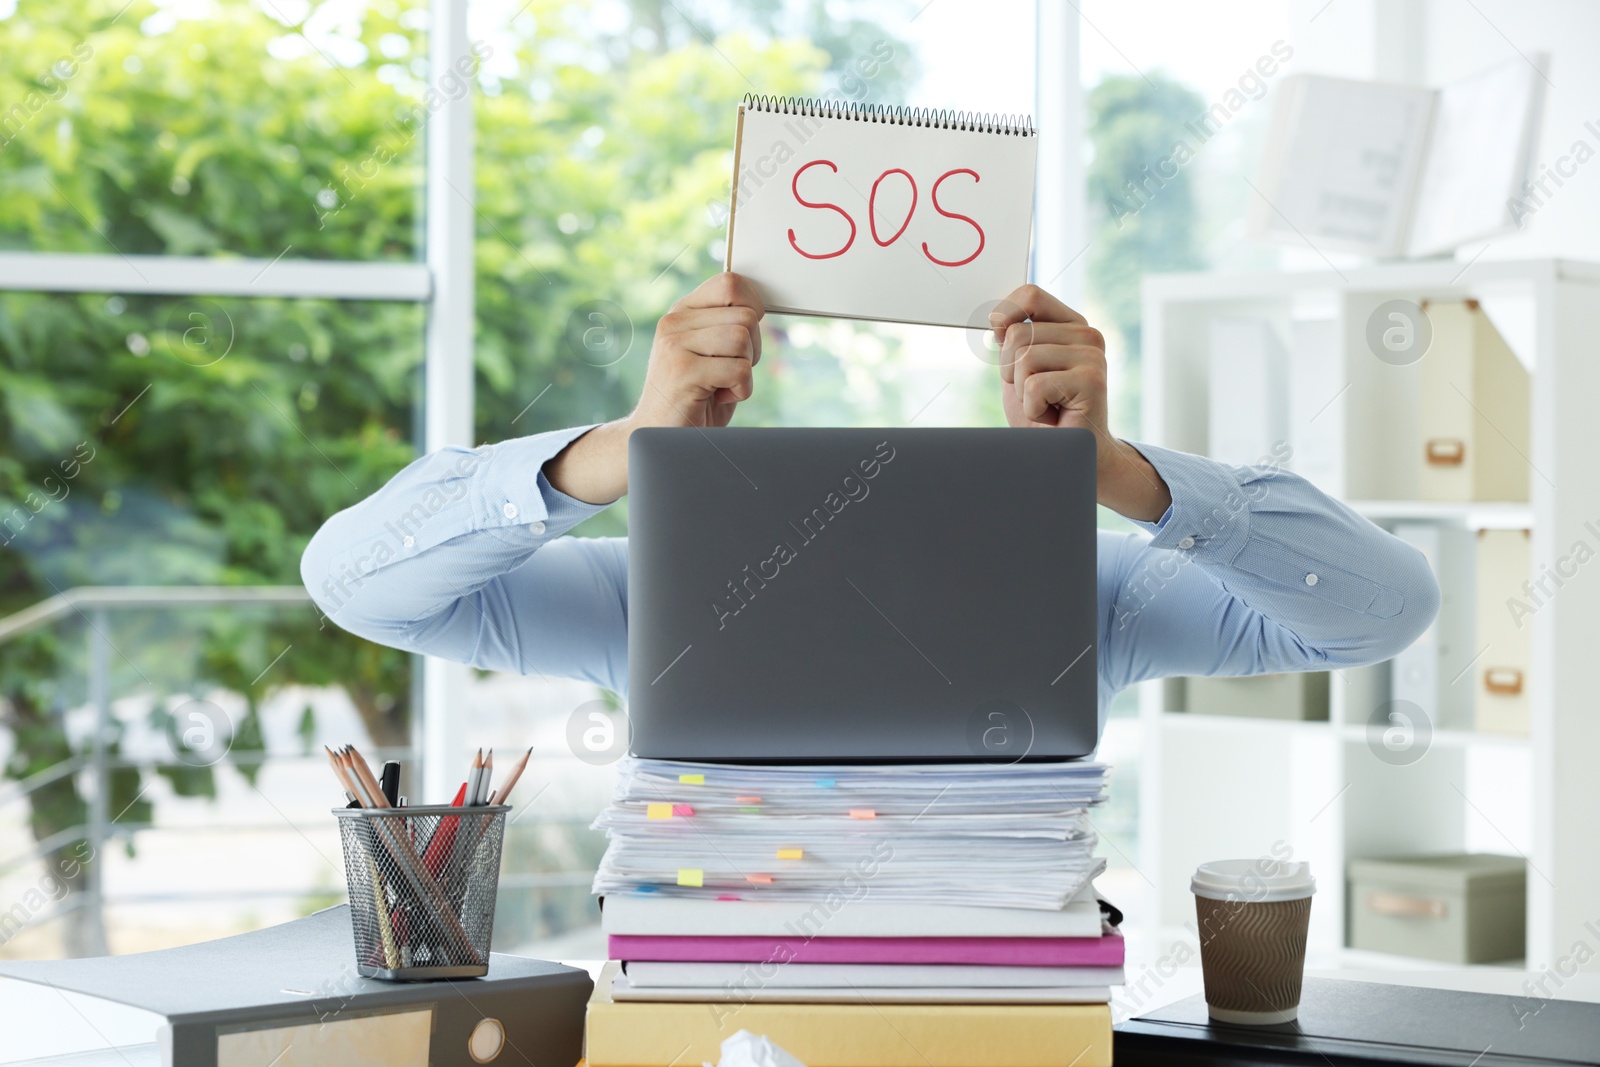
[849,808,876,819]
[716,894,740,901]
[672,804,694,817]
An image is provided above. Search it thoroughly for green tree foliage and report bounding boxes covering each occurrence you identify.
[1085,73,1204,359]
[0,0,916,953]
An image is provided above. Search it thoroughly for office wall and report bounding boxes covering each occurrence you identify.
[1421,0,1600,261]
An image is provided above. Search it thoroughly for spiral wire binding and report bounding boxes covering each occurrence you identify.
[743,94,1035,136]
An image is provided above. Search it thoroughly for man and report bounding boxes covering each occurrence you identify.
[302,273,1438,727]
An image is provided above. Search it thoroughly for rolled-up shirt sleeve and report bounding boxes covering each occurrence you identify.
[1097,442,1440,692]
[300,424,629,692]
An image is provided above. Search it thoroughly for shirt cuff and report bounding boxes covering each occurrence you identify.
[472,424,611,544]
[1122,441,1254,565]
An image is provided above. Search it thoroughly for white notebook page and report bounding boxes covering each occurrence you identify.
[726,102,1038,328]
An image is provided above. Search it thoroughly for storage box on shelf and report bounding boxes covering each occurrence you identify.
[1137,259,1600,973]
[1178,671,1330,722]
[1347,853,1527,964]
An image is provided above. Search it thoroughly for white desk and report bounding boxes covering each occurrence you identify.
[4,964,1598,1065]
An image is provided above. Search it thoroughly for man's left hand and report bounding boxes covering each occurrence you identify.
[990,284,1172,523]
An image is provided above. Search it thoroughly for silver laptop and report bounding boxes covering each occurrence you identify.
[627,427,1099,761]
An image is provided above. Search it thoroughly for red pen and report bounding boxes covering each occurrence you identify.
[422,782,468,878]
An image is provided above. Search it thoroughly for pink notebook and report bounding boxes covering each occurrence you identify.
[608,932,1124,967]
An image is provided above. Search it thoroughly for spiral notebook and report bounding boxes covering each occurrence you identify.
[724,95,1038,328]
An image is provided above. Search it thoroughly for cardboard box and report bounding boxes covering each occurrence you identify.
[1475,528,1532,734]
[1184,672,1330,721]
[1418,300,1530,502]
[1348,853,1525,963]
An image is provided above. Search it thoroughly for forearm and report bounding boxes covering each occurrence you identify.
[1097,438,1172,523]
[543,419,632,504]
[1118,443,1440,671]
[301,425,607,641]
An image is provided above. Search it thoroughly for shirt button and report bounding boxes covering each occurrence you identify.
[1177,536,1196,550]
[502,502,519,519]
[528,520,546,535]
[402,535,415,548]
[1305,573,1319,586]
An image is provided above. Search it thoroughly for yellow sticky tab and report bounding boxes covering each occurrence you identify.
[646,803,673,820]
[677,868,704,887]
[678,773,705,784]
[776,848,804,860]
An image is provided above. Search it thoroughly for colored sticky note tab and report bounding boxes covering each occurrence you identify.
[735,796,762,804]
[672,804,695,817]
[716,894,740,901]
[776,848,804,860]
[637,885,657,893]
[849,808,876,819]
[646,803,673,820]
[740,807,761,814]
[677,868,704,887]
[815,778,837,788]
[679,774,705,784]
[746,873,774,884]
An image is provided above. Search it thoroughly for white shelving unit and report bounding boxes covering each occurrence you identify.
[1136,258,1600,972]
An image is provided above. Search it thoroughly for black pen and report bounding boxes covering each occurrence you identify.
[381,761,401,807]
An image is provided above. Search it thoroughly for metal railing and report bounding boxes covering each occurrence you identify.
[0,586,312,955]
[0,586,602,958]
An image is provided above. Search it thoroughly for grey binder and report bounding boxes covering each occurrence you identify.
[0,905,591,1067]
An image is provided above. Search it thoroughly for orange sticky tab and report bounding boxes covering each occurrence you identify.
[849,808,876,819]
[776,848,803,860]
[646,803,673,820]
[672,804,695,817]
[746,874,774,884]
[679,774,705,784]
[735,796,762,804]
[677,868,704,887]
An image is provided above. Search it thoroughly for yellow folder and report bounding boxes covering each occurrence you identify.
[584,962,1112,1067]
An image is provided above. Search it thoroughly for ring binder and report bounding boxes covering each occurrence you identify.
[741,93,1035,136]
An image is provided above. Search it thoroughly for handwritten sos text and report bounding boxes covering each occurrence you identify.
[787,160,986,267]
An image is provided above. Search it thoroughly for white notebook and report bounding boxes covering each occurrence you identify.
[622,961,1124,988]
[609,976,1112,1004]
[724,95,1038,328]
[600,889,1106,938]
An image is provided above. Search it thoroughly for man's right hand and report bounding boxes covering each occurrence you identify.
[543,272,765,504]
[631,272,765,430]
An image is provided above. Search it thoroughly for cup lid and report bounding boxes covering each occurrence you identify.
[1191,858,1316,903]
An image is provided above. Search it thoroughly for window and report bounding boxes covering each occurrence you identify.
[0,0,1075,960]
[0,0,432,957]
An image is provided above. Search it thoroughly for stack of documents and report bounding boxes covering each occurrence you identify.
[586,759,1118,1067]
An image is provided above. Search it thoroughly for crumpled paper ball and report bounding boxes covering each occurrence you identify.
[705,1030,808,1067]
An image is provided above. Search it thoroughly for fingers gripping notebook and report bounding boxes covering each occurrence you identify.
[724,95,1038,328]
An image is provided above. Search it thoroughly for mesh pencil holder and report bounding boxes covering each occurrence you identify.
[334,805,508,980]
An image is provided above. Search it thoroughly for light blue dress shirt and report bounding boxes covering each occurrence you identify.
[301,425,1439,735]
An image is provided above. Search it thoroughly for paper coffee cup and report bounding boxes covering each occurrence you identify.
[1191,858,1315,1025]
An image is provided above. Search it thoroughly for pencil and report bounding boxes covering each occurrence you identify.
[325,745,359,799]
[343,744,479,961]
[490,747,532,805]
[346,746,391,810]
[337,748,378,807]
[477,749,494,806]
[331,746,403,967]
[465,748,484,808]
